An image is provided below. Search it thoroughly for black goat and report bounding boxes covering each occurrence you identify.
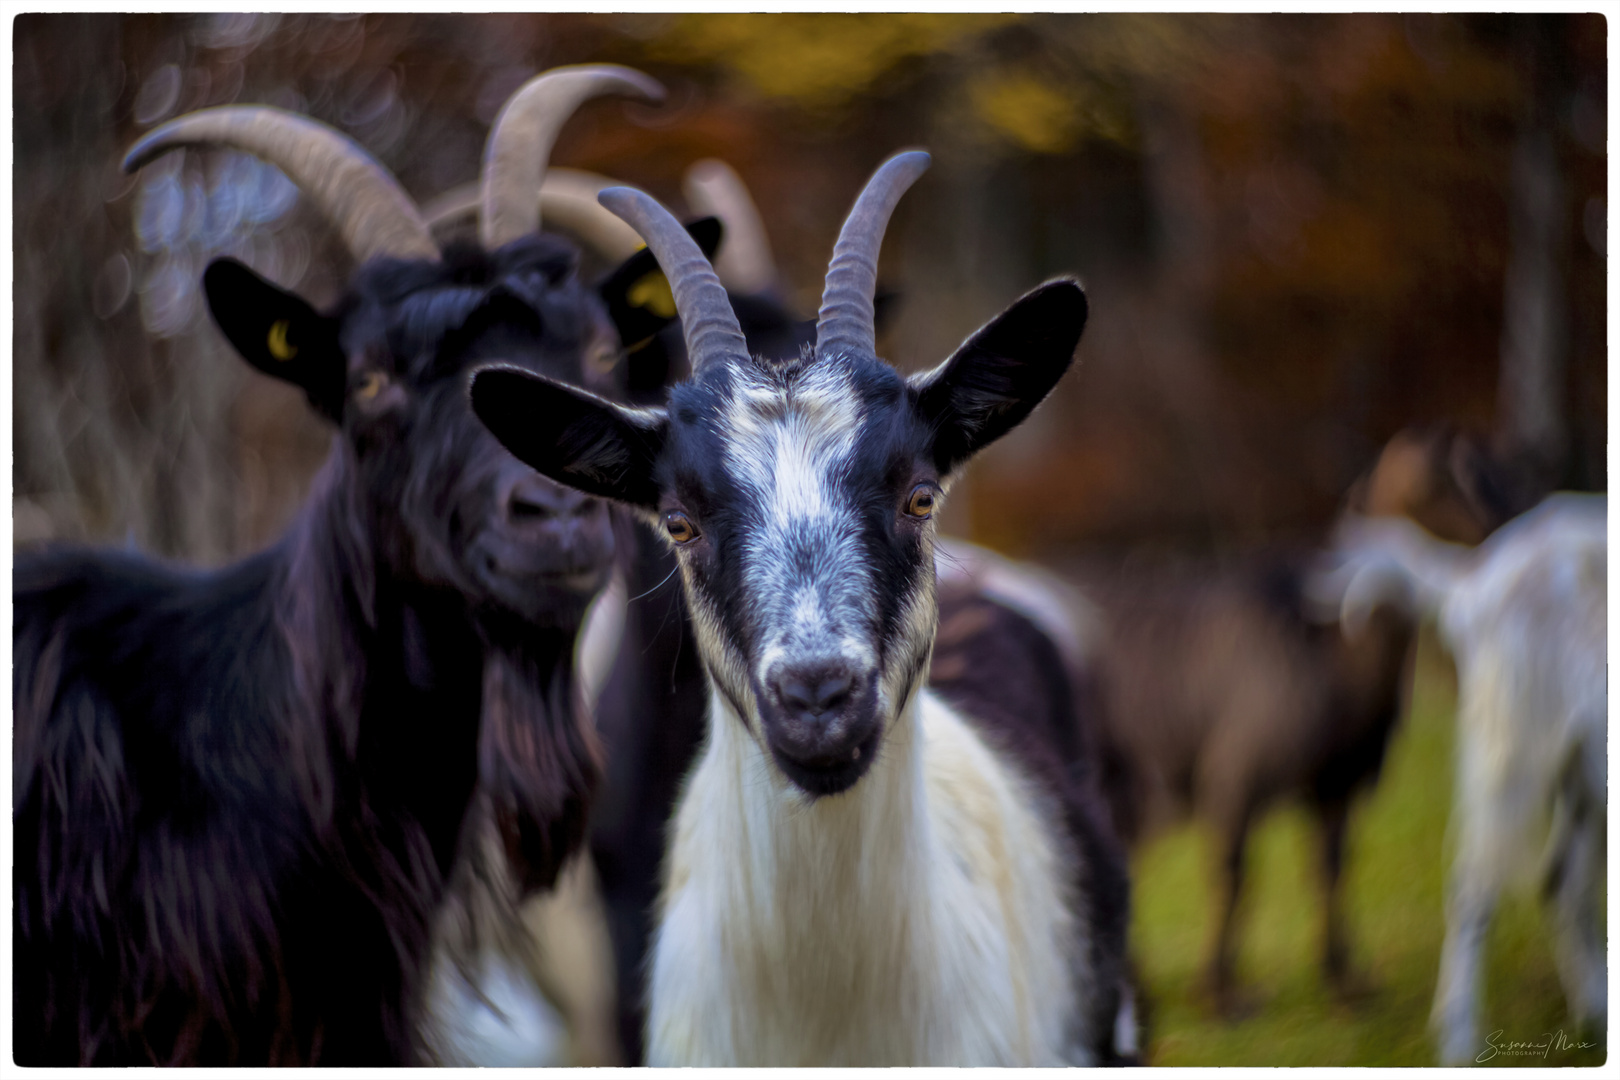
[12,66,682,1065]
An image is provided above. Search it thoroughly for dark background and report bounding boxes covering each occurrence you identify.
[13,14,1607,565]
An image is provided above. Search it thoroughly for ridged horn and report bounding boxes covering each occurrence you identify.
[682,159,777,295]
[122,105,438,263]
[480,65,665,250]
[814,150,930,361]
[424,169,645,261]
[597,187,748,373]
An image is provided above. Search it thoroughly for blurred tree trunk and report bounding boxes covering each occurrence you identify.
[1495,17,1570,495]
[14,15,279,563]
[1133,90,1268,544]
[13,15,143,548]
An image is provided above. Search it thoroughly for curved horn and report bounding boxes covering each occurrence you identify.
[682,159,777,295]
[597,187,748,374]
[122,106,438,263]
[814,150,930,361]
[425,169,645,261]
[480,65,665,250]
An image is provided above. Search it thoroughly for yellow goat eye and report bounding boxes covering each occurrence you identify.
[905,485,936,519]
[664,511,698,545]
[267,319,298,361]
[355,371,389,402]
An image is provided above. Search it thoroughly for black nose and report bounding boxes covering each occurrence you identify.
[774,663,856,718]
[503,473,595,527]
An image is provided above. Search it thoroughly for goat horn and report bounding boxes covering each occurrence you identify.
[480,65,665,250]
[814,150,930,361]
[682,159,778,296]
[424,169,645,262]
[597,187,748,374]
[122,105,438,263]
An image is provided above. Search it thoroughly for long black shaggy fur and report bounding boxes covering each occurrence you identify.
[587,527,710,1062]
[12,234,631,1066]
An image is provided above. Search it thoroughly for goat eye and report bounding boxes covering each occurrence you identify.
[664,511,699,545]
[354,371,389,402]
[586,337,621,375]
[905,485,936,519]
[267,319,298,361]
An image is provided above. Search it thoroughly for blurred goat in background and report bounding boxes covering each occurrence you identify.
[1072,425,1534,1017]
[1323,494,1605,1065]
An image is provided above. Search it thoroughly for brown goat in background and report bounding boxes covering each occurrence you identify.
[1076,425,1530,1017]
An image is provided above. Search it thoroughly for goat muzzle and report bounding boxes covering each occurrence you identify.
[760,661,882,797]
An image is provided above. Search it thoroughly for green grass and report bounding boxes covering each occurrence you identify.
[1130,633,1607,1066]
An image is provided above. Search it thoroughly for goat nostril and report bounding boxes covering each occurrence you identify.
[779,678,814,713]
[813,673,852,711]
[777,668,855,717]
[509,496,550,522]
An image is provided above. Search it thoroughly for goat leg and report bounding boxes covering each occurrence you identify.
[1204,815,1255,1020]
[1542,774,1606,1037]
[1431,862,1495,1065]
[1315,798,1373,1002]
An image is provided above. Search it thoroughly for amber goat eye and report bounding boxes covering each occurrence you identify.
[905,485,936,519]
[664,511,698,544]
[355,371,389,402]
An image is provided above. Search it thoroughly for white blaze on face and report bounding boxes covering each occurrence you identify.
[721,362,878,685]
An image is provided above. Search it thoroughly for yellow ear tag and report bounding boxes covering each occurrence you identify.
[267,319,298,361]
[626,272,677,319]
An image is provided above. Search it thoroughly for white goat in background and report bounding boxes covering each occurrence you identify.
[1320,494,1606,1066]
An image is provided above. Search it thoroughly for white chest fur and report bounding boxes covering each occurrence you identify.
[645,688,1087,1066]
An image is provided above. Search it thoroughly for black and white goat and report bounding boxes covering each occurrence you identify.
[1322,494,1606,1065]
[473,151,1131,1065]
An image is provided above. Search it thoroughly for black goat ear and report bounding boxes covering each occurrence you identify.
[599,216,724,351]
[873,287,902,336]
[471,365,667,509]
[908,279,1087,477]
[203,258,345,422]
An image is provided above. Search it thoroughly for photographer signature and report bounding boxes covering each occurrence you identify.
[1477,1029,1598,1062]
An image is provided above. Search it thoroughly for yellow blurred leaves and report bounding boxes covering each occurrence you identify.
[970,73,1079,155]
[647,14,1019,108]
[967,72,1132,154]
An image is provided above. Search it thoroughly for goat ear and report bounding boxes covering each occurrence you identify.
[909,279,1087,476]
[599,216,724,351]
[471,365,667,509]
[1445,433,1519,534]
[203,258,345,422]
[873,287,902,336]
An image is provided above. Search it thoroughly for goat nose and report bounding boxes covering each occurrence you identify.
[774,664,856,718]
[504,473,593,524]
